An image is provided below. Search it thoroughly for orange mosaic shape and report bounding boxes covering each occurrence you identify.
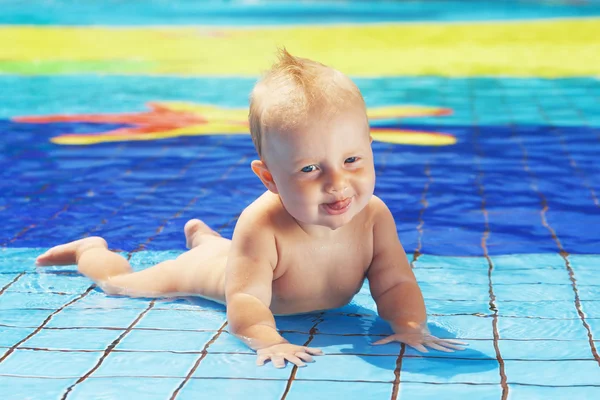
[13,102,456,146]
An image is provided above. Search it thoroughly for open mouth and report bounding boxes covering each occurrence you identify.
[322,197,353,215]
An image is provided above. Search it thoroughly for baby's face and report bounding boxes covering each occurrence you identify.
[264,107,375,230]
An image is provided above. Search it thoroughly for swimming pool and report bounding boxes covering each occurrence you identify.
[1,1,599,399]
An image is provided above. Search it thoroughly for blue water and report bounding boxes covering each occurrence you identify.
[2,0,600,25]
[1,1,600,399]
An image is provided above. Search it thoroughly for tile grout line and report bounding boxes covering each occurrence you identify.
[411,76,448,267]
[0,286,96,364]
[0,272,26,296]
[541,81,599,208]
[169,321,228,399]
[280,312,325,400]
[469,79,508,400]
[498,80,600,368]
[390,344,406,400]
[60,299,157,399]
[1,145,168,248]
[0,144,128,219]
[82,142,228,241]
[59,153,250,396]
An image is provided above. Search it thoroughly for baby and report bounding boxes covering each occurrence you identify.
[36,49,465,368]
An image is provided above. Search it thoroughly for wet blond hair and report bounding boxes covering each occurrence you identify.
[248,48,366,158]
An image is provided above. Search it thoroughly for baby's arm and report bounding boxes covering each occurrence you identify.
[225,209,321,368]
[366,197,465,352]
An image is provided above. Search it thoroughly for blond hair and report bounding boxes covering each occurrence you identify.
[248,48,365,158]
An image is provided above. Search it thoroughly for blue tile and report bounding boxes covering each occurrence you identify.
[69,377,182,400]
[507,384,600,399]
[0,291,79,309]
[136,308,226,331]
[578,286,600,301]
[428,315,494,340]
[570,255,600,270]
[93,351,199,378]
[208,331,253,353]
[0,273,20,288]
[178,378,287,400]
[0,326,36,347]
[499,339,594,360]
[491,254,566,270]
[315,314,392,336]
[498,318,590,340]
[308,333,402,356]
[0,376,75,400]
[295,354,397,381]
[116,329,215,352]
[505,360,600,385]
[23,328,123,351]
[585,318,600,337]
[68,290,151,309]
[192,353,292,379]
[0,349,102,378]
[286,381,392,400]
[399,382,502,400]
[45,307,144,328]
[493,267,571,285]
[401,357,500,384]
[413,255,490,270]
[414,267,489,285]
[0,308,53,327]
[7,271,92,294]
[497,300,579,319]
[581,301,600,318]
[276,313,323,333]
[493,284,575,301]
[425,299,491,315]
[404,339,496,360]
[419,281,490,301]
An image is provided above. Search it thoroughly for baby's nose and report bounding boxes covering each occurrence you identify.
[325,171,348,193]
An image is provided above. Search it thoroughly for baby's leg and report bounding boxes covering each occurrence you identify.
[36,237,183,296]
[36,220,230,301]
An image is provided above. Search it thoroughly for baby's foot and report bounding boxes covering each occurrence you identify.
[36,237,107,266]
[184,219,221,249]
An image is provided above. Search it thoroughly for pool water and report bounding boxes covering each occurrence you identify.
[1,1,599,399]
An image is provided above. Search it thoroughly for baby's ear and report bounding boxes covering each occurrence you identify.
[251,160,279,194]
[369,135,373,143]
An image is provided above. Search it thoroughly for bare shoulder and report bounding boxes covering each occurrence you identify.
[229,191,280,268]
[365,194,394,224]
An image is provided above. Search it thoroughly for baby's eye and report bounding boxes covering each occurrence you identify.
[345,156,358,164]
[301,165,317,173]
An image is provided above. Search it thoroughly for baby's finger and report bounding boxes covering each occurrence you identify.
[372,336,395,345]
[271,355,286,369]
[408,343,429,353]
[441,339,468,345]
[426,342,454,353]
[256,354,270,366]
[285,354,306,368]
[303,347,323,355]
[437,341,466,351]
[295,352,314,363]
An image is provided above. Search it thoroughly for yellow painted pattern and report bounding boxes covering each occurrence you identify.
[13,103,456,146]
[1,19,599,77]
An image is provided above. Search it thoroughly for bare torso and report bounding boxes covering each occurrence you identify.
[178,192,375,315]
[268,206,374,315]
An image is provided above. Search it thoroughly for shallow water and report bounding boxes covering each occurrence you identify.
[1,1,600,399]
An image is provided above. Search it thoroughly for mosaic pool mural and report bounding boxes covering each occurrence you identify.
[1,1,600,399]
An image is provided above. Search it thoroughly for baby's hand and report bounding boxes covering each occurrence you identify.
[256,343,323,368]
[373,332,466,353]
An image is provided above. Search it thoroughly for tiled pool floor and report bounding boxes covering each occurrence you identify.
[1,250,599,399]
[2,1,600,399]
